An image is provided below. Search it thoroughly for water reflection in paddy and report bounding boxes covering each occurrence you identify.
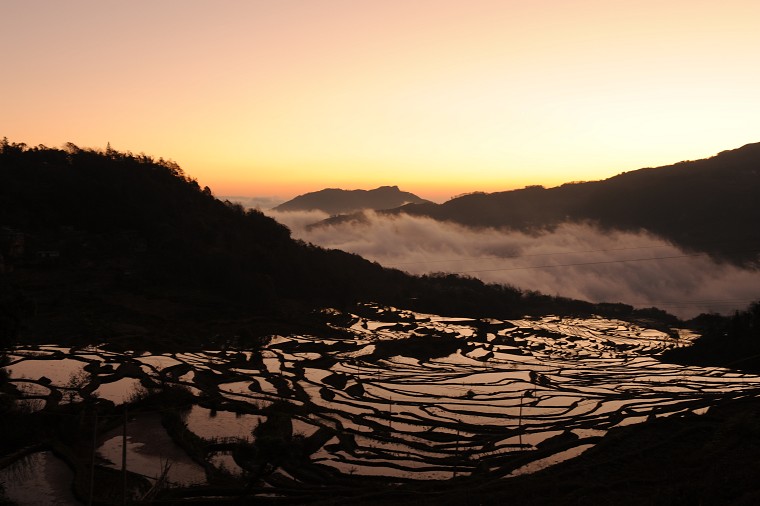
[92,377,143,404]
[507,444,596,477]
[97,414,206,486]
[181,406,259,441]
[209,451,244,476]
[5,304,760,485]
[0,451,79,505]
[7,358,88,386]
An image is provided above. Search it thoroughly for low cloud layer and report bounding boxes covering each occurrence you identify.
[267,210,760,319]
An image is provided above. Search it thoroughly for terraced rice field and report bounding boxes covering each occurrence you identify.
[4,303,760,498]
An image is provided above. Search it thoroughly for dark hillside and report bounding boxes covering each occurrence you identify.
[0,141,411,327]
[394,142,760,264]
[0,140,676,347]
[662,301,760,372]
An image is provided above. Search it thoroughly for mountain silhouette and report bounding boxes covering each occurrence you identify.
[273,186,431,215]
[385,142,760,264]
[0,139,675,346]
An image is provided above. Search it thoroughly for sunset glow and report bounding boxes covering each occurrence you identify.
[3,0,760,202]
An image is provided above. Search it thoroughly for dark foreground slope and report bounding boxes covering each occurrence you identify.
[393,142,760,264]
[662,301,760,372]
[0,140,672,347]
[314,395,760,506]
[273,185,431,214]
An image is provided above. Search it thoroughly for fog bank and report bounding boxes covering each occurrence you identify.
[267,210,760,319]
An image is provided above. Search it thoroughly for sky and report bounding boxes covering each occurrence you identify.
[3,0,760,202]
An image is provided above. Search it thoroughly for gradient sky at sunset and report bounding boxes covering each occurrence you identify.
[3,1,759,202]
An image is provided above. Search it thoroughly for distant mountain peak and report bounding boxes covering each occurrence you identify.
[273,186,430,214]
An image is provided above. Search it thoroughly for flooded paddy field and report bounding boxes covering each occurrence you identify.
[3,303,759,503]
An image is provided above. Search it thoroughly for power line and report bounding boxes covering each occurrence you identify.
[460,252,713,273]
[391,237,760,268]
[393,243,676,266]
[634,301,758,309]
[631,298,757,306]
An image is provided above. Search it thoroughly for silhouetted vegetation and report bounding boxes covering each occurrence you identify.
[0,139,675,348]
[662,301,760,371]
[390,142,760,265]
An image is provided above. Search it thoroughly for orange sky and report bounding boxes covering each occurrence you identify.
[3,0,760,203]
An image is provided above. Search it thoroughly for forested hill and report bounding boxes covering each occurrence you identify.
[0,140,675,346]
[273,186,430,214]
[393,142,760,264]
[0,140,401,308]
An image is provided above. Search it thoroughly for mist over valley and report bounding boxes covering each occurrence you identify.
[268,210,760,319]
[263,143,760,319]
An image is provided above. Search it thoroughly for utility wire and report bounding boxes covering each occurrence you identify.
[393,243,676,266]
[388,248,760,274]
[391,236,760,267]
[460,252,713,273]
[630,298,757,306]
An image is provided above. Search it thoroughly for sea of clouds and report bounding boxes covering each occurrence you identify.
[266,209,760,319]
